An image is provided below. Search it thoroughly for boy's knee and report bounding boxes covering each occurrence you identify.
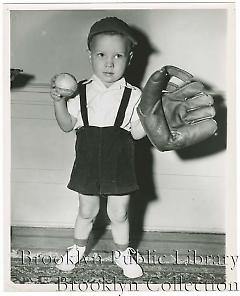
[107,206,128,223]
[79,205,99,220]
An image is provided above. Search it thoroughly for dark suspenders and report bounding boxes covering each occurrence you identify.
[78,81,89,126]
[114,87,132,127]
[78,82,132,128]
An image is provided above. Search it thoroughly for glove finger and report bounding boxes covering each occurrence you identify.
[185,93,214,109]
[165,65,193,83]
[167,81,204,101]
[140,68,170,114]
[178,119,217,146]
[185,106,216,123]
[140,66,195,114]
[166,82,179,92]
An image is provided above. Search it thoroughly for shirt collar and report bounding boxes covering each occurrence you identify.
[84,74,127,90]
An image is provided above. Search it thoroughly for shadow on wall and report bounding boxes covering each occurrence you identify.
[129,137,157,249]
[11,72,35,88]
[127,27,159,249]
[126,27,159,248]
[125,26,158,88]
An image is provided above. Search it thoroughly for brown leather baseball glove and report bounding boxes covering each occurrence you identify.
[137,65,217,151]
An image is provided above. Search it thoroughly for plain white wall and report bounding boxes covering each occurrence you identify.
[11,8,228,232]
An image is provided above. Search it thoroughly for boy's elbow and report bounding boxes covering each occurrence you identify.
[56,119,75,132]
[62,127,74,133]
[58,124,74,133]
[131,131,146,140]
[131,123,146,140]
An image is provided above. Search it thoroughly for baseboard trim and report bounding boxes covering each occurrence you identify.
[11,226,225,257]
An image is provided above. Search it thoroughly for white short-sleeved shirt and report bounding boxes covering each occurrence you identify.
[67,74,142,131]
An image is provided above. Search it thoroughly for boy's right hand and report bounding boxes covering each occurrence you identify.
[50,73,78,102]
[50,75,67,102]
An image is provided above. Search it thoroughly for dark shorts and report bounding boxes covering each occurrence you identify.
[67,126,139,195]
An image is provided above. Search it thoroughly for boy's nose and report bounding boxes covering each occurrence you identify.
[105,57,114,68]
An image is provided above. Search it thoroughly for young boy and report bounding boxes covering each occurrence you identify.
[50,17,146,278]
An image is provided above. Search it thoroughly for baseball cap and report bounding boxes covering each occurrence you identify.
[87,17,138,49]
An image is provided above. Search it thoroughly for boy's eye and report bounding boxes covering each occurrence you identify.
[115,54,123,59]
[97,53,104,57]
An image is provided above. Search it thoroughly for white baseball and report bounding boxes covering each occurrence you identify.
[54,73,78,97]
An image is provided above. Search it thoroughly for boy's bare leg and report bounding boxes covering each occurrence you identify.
[107,194,143,278]
[56,194,99,271]
[107,194,130,250]
[74,193,100,245]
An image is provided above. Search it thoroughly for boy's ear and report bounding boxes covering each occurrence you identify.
[128,51,133,65]
[87,49,92,62]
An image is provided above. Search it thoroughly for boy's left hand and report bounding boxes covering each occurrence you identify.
[137,65,217,151]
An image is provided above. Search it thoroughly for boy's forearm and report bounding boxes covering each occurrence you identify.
[131,120,146,140]
[53,100,75,132]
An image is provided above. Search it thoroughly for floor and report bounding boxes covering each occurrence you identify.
[10,226,226,290]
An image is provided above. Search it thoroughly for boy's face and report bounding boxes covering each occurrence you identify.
[88,33,132,87]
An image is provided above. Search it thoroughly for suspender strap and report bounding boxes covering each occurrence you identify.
[78,81,89,126]
[78,82,132,127]
[114,87,132,127]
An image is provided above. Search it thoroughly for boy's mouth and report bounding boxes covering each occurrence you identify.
[103,72,114,76]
